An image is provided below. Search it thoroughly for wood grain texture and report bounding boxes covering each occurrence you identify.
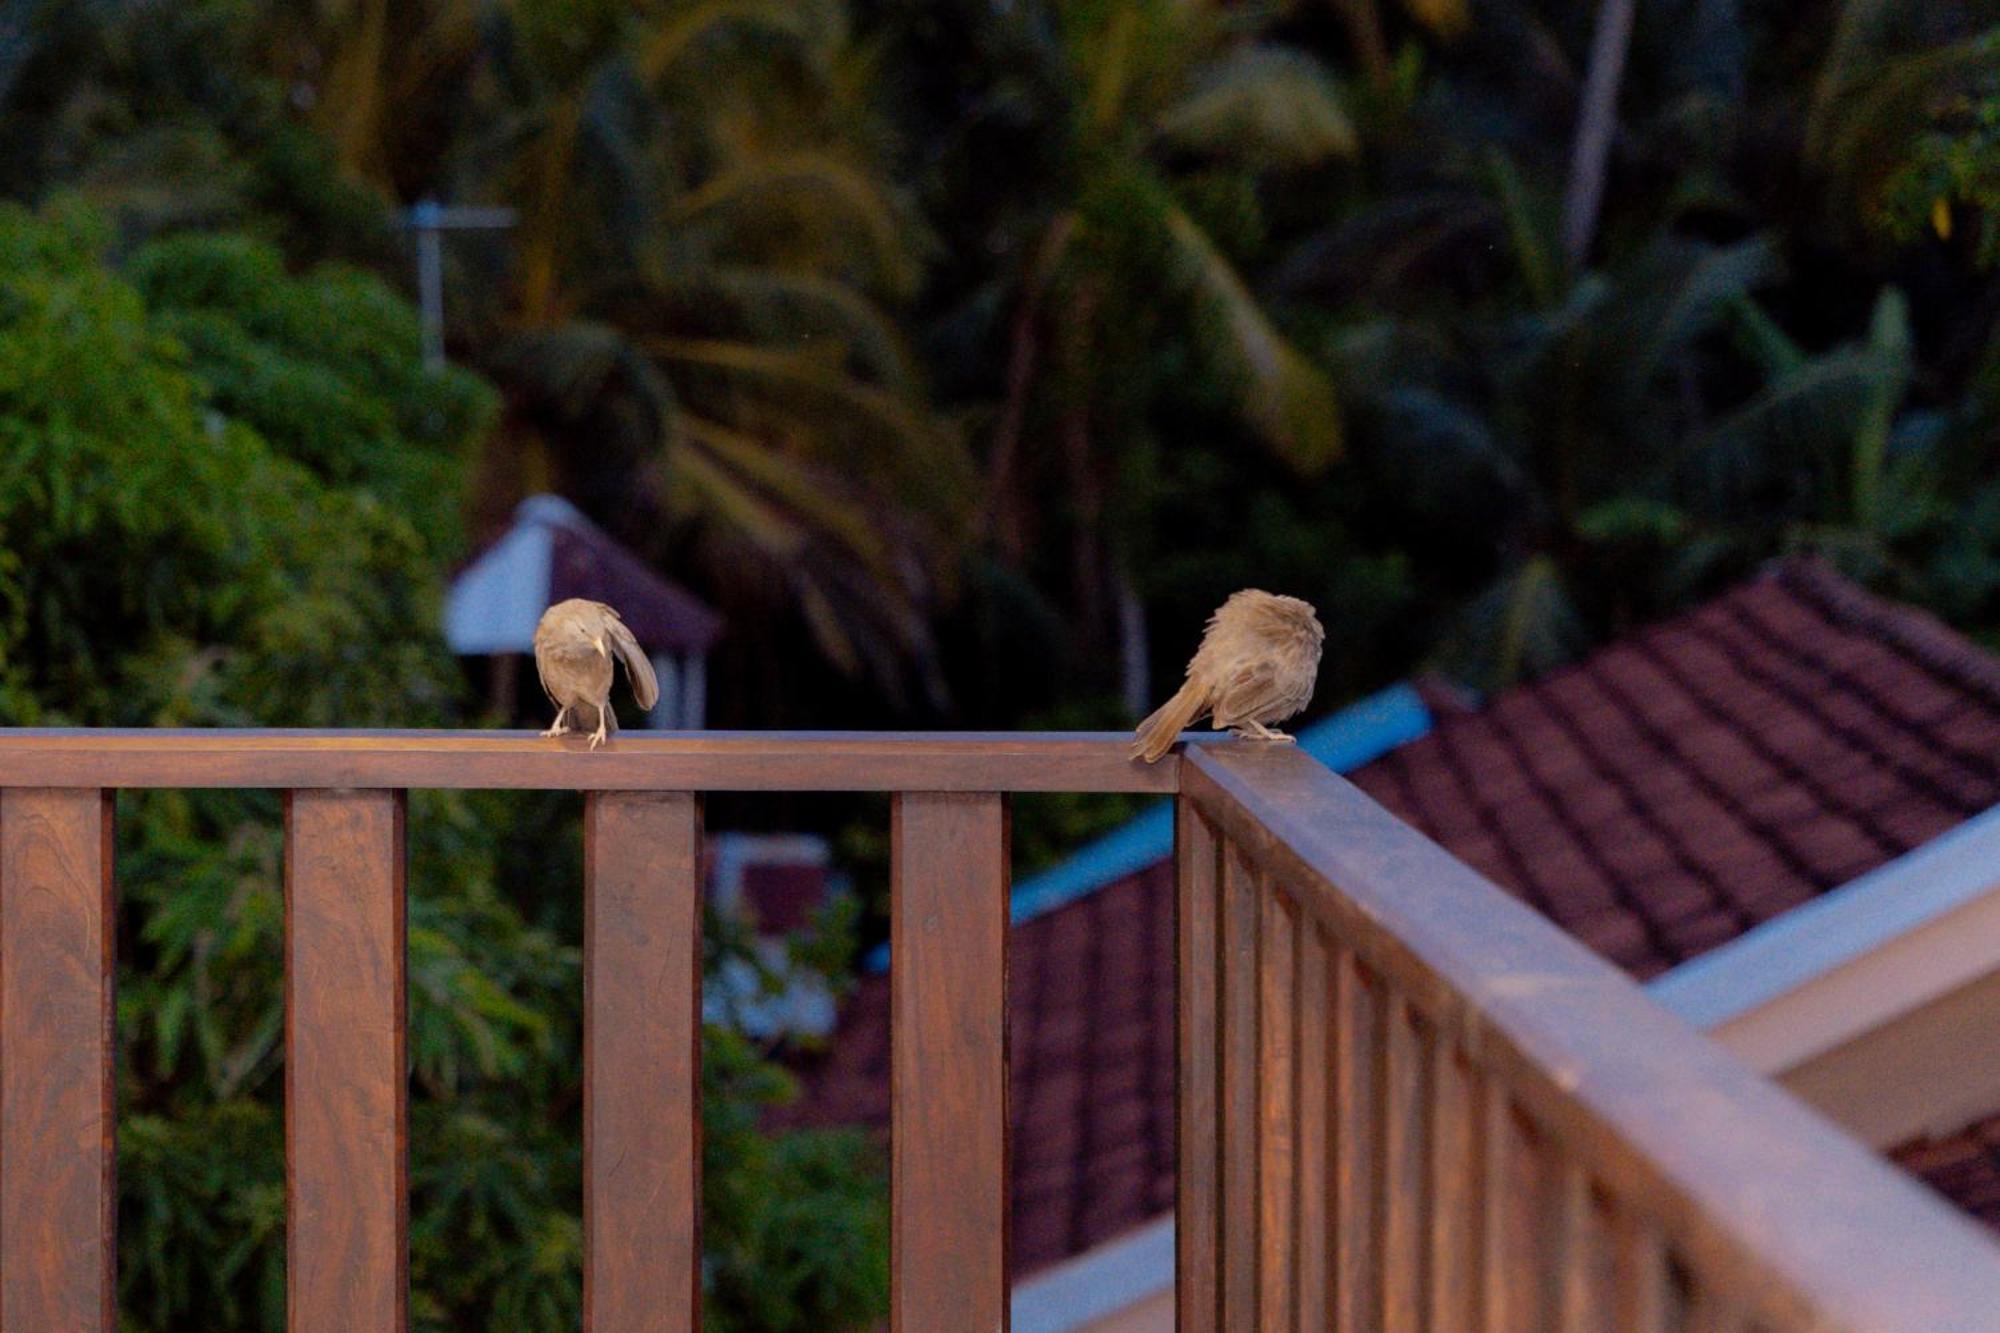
[1331,947,1377,1333]
[0,730,1177,792]
[1295,922,1332,1327]
[1182,742,2000,1333]
[1479,1081,1511,1333]
[891,793,1009,1332]
[1554,1160,1594,1331]
[1174,799,1221,1333]
[1217,846,1260,1330]
[1613,1213,1671,1333]
[1,788,116,1331]
[1426,1041,1476,1331]
[286,789,407,1333]
[1379,995,1424,1333]
[584,792,703,1332]
[1256,886,1297,1329]
[1490,1098,1551,1333]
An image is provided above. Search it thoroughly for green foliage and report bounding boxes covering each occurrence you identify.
[0,200,886,1331]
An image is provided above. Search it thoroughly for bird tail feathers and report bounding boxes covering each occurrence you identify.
[1131,680,1208,764]
[606,620,660,712]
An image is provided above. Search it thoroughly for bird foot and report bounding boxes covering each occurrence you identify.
[1231,723,1295,743]
[588,719,609,750]
[540,710,570,739]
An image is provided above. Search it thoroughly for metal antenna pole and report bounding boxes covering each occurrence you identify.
[402,197,518,370]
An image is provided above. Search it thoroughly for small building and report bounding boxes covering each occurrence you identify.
[444,494,723,727]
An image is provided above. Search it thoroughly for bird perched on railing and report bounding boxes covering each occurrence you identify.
[1131,589,1323,764]
[533,598,659,749]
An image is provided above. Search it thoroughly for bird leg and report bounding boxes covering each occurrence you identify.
[588,709,612,750]
[1232,720,1296,744]
[541,706,571,739]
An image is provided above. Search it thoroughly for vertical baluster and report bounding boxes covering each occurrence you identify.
[1175,800,1221,1333]
[286,789,407,1333]
[584,792,703,1331]
[1478,1079,1511,1333]
[1331,948,1378,1333]
[1218,847,1261,1328]
[1554,1160,1593,1330]
[891,793,1009,1332]
[1426,1039,1476,1330]
[1295,923,1331,1325]
[1,788,116,1331]
[1613,1214,1671,1333]
[1379,996,1424,1333]
[1489,1096,1556,1333]
[1257,886,1297,1327]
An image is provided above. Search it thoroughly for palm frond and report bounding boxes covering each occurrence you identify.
[1629,234,1780,390]
[634,0,830,84]
[651,337,926,437]
[666,152,916,293]
[1399,0,1471,40]
[671,444,808,559]
[1483,148,1558,307]
[662,267,918,392]
[683,415,892,569]
[1154,47,1356,168]
[1164,207,1341,472]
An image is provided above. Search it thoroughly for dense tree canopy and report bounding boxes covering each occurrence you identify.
[0,200,884,1331]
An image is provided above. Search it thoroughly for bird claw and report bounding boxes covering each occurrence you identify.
[588,721,609,750]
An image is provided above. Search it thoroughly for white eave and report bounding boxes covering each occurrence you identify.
[1649,801,2000,1146]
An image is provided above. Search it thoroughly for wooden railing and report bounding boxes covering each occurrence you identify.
[0,731,1996,1331]
[1175,742,2000,1333]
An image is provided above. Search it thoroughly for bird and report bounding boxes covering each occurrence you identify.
[532,599,660,749]
[1131,589,1323,764]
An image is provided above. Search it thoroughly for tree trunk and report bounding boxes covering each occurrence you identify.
[1116,576,1151,721]
[1331,0,1392,92]
[1560,0,1639,269]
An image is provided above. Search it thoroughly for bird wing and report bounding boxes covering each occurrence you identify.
[605,614,660,711]
[1211,659,1291,729]
[533,643,560,705]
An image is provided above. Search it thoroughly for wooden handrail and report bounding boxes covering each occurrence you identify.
[5,729,2000,1332]
[0,729,1175,791]
[1176,741,2000,1332]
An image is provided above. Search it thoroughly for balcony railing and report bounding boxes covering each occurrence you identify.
[0,731,1996,1331]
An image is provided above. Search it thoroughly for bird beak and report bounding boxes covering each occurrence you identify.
[592,636,607,657]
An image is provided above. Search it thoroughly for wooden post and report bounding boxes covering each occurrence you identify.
[584,791,704,1330]
[1,789,117,1331]
[891,793,1009,1331]
[286,789,408,1333]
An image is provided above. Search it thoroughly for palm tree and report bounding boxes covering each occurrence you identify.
[219,0,974,709]
[980,0,1355,708]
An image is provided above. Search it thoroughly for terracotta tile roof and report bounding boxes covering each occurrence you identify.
[1351,558,2000,978]
[1895,1114,2000,1232]
[781,558,2000,1275]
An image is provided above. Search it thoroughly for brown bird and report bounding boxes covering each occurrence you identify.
[533,599,660,749]
[1131,589,1323,764]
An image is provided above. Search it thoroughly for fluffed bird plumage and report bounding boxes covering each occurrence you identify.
[1131,589,1323,764]
[533,598,659,749]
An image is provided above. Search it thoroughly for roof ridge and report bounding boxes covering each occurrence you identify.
[1771,556,2000,712]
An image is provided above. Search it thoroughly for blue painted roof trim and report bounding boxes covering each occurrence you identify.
[864,682,1432,973]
